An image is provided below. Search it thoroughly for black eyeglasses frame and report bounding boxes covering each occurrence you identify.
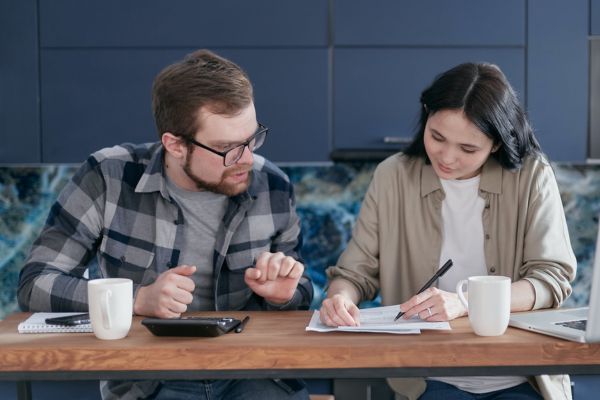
[186,123,269,167]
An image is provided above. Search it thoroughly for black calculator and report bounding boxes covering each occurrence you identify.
[141,316,241,337]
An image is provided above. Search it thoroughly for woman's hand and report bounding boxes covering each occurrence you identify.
[319,293,361,327]
[399,287,467,321]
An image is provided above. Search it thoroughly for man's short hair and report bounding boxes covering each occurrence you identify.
[152,49,254,141]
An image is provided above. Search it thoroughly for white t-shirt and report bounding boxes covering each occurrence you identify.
[438,175,487,292]
[431,175,527,394]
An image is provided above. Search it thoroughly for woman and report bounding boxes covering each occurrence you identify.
[320,63,576,399]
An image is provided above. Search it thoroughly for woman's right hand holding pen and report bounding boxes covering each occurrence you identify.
[399,287,467,321]
[319,293,361,327]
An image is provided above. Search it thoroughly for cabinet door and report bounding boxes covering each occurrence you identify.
[333,49,525,150]
[334,0,525,46]
[40,49,165,162]
[592,0,600,35]
[39,0,327,47]
[0,0,40,163]
[527,0,588,161]
[41,49,328,163]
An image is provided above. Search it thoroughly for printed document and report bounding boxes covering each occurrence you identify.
[306,304,451,334]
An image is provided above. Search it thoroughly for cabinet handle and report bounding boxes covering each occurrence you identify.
[383,136,412,144]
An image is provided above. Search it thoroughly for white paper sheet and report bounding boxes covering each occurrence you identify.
[306,304,451,334]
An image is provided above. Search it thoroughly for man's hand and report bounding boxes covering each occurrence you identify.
[133,265,196,318]
[244,252,303,305]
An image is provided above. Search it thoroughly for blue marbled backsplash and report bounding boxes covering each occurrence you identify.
[1,162,598,319]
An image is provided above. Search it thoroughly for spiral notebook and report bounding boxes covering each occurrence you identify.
[18,312,93,333]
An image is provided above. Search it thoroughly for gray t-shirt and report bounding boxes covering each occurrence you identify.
[166,178,228,310]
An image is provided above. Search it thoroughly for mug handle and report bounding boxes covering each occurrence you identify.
[456,279,469,310]
[101,289,113,330]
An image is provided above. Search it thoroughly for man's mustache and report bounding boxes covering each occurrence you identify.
[223,166,252,177]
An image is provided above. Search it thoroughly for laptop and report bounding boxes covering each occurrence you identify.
[509,228,600,343]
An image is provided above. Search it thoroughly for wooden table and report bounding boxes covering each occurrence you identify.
[1,311,600,399]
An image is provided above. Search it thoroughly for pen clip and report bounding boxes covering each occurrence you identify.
[235,315,250,333]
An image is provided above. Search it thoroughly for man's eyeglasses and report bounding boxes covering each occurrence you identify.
[187,123,269,167]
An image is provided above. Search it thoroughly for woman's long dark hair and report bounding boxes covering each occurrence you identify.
[404,62,541,170]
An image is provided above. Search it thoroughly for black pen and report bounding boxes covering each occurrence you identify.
[394,259,454,321]
[235,315,250,333]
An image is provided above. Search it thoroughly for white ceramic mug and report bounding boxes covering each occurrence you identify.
[456,275,511,336]
[88,278,133,340]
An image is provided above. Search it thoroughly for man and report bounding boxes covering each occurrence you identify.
[18,49,313,399]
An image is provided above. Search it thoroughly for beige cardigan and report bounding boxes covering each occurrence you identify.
[327,154,577,400]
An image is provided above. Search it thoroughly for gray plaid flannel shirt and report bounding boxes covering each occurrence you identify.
[18,142,313,399]
[19,141,312,312]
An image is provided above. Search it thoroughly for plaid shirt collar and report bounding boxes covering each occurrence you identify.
[134,144,169,197]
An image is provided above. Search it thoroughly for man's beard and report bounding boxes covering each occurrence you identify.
[182,158,252,196]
